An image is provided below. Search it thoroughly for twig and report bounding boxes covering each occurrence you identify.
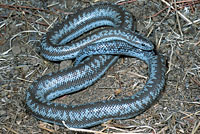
[127,72,148,79]
[147,25,154,37]
[147,6,169,18]
[166,43,174,74]
[16,77,33,83]
[180,110,200,120]
[9,30,45,48]
[3,126,19,134]
[191,77,200,87]
[0,4,54,15]
[116,0,136,5]
[191,121,200,134]
[116,69,147,79]
[157,5,171,26]
[147,0,200,19]
[38,122,57,133]
[157,33,164,50]
[173,100,200,105]
[174,0,183,37]
[161,0,192,24]
[62,121,105,134]
[194,40,200,46]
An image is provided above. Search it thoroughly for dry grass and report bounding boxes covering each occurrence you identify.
[0,0,200,133]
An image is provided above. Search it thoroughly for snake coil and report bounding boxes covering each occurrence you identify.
[26,3,166,128]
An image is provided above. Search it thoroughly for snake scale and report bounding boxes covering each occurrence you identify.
[26,3,166,128]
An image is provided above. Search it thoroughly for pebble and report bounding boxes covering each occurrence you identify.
[60,60,72,70]
[0,110,6,115]
[12,45,21,55]
[22,65,30,73]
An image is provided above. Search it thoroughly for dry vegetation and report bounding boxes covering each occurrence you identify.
[0,0,200,133]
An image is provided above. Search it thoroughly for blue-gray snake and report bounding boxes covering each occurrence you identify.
[26,3,166,128]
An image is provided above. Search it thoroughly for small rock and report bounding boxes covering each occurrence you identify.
[60,60,72,70]
[30,58,38,65]
[22,65,29,73]
[0,110,6,115]
[137,23,145,32]
[138,0,145,6]
[20,46,26,53]
[152,15,159,22]
[12,45,21,55]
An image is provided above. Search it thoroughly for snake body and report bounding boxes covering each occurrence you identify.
[26,3,166,128]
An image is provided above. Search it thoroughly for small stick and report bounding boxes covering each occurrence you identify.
[161,0,192,24]
[174,0,183,37]
[62,121,106,134]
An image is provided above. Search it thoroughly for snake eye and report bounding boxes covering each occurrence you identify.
[141,43,146,47]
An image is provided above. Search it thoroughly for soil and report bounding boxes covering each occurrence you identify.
[0,0,200,134]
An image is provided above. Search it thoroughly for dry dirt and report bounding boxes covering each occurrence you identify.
[0,0,200,134]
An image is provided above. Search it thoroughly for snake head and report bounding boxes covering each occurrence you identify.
[131,32,154,51]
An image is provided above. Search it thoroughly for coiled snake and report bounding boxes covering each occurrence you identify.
[26,3,166,128]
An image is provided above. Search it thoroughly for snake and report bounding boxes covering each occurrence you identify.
[26,3,166,128]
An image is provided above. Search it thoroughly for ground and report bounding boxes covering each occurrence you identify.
[0,0,200,134]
